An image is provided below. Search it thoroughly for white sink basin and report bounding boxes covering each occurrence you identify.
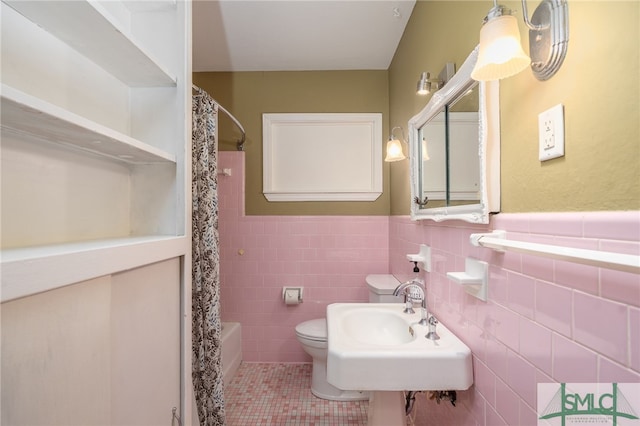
[326,303,473,391]
[342,309,414,346]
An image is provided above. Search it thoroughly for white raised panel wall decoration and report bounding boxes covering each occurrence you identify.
[263,113,383,201]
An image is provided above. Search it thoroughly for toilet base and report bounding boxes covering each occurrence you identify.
[311,387,369,402]
[311,361,369,401]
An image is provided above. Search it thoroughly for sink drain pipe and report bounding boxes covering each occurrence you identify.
[405,391,419,415]
[404,390,458,415]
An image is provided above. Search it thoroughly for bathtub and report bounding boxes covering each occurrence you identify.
[221,322,242,383]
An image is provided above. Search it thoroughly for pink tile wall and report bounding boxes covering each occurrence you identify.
[218,151,640,424]
[390,212,640,426]
[218,152,389,362]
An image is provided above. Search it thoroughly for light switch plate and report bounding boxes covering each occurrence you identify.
[538,104,565,161]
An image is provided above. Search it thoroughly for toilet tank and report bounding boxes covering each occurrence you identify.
[365,274,403,303]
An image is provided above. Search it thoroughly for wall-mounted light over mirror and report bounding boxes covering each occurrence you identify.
[471,0,569,81]
[416,63,456,96]
[416,72,431,95]
[409,46,500,223]
[385,126,407,162]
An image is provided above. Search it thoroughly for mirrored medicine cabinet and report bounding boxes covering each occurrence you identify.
[409,46,501,223]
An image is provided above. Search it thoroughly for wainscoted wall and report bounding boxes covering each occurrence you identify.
[219,152,640,425]
[218,152,389,362]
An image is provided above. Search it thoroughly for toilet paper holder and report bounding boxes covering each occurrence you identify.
[283,287,304,305]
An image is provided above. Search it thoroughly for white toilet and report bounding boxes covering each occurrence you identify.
[294,274,402,401]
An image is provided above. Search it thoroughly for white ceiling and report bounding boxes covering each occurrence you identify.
[192,0,416,72]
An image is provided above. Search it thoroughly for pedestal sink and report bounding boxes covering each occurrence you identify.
[326,303,473,426]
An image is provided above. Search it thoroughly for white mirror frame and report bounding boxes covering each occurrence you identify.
[409,46,500,223]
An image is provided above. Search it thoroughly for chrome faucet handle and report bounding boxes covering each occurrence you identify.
[425,315,440,341]
[418,307,429,326]
[403,297,415,314]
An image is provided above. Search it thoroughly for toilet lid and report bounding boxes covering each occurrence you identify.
[366,274,401,295]
[295,318,327,342]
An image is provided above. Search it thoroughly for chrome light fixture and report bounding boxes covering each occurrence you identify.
[385,126,407,162]
[417,72,431,95]
[471,0,569,81]
[416,63,456,95]
[416,72,443,95]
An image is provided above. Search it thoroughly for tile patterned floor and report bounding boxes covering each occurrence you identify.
[224,363,368,426]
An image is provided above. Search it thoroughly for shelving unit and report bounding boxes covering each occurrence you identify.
[3,0,177,87]
[1,0,190,285]
[1,235,188,303]
[1,84,176,164]
[1,0,191,423]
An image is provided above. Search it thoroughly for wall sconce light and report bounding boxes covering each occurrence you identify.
[416,72,445,95]
[416,63,456,95]
[471,0,569,81]
[416,72,433,95]
[417,72,430,95]
[385,126,407,162]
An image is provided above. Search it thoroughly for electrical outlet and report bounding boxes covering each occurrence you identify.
[538,104,565,161]
[542,117,555,149]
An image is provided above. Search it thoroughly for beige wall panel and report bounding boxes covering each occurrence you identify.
[1,277,112,425]
[110,258,181,425]
[0,134,131,249]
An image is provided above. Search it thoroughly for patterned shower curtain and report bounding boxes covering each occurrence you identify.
[191,86,226,426]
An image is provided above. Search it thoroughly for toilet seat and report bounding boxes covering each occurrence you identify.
[295,318,326,342]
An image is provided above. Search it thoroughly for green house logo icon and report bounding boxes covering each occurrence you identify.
[539,383,639,426]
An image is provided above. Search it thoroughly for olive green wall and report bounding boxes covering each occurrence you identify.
[389,0,640,214]
[195,1,639,216]
[193,71,390,215]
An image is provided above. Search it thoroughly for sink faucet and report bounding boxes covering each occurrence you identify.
[393,280,425,315]
[394,261,430,324]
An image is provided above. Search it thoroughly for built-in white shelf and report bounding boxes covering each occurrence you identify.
[1,0,191,421]
[123,0,177,13]
[3,0,176,87]
[1,84,176,164]
[1,235,189,303]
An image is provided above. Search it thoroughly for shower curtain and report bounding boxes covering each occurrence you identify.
[191,87,226,426]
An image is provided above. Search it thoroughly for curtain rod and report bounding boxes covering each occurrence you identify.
[192,84,246,151]
[470,231,640,274]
